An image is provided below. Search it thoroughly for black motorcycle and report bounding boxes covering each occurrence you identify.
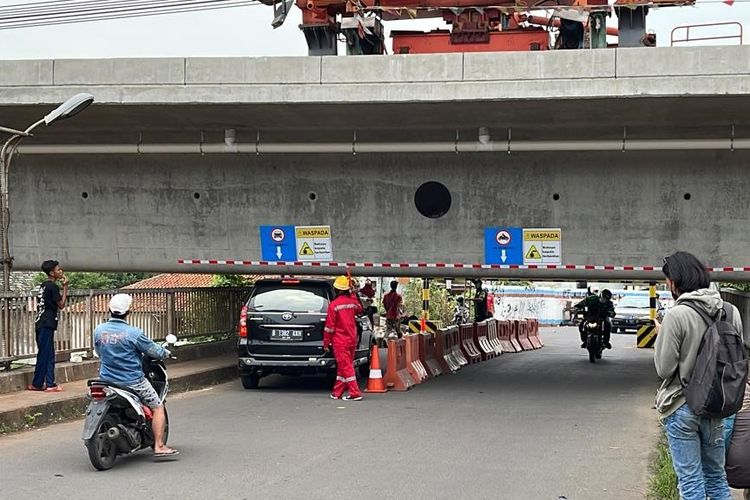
[582,319,605,363]
[82,335,176,470]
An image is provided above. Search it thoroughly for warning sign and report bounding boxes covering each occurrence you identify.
[295,225,333,261]
[523,228,561,265]
[299,242,314,256]
[525,245,542,260]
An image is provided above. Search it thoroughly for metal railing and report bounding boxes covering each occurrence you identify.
[0,287,251,366]
[671,22,743,47]
[721,288,750,338]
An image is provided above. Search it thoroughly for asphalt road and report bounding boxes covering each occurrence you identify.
[0,328,661,500]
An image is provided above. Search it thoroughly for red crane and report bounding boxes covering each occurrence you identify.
[265,0,692,55]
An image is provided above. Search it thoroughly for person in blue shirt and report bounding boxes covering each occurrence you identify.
[94,293,178,457]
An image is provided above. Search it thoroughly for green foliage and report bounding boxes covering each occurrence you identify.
[721,282,750,293]
[647,430,679,500]
[211,274,254,288]
[401,279,454,326]
[32,272,154,289]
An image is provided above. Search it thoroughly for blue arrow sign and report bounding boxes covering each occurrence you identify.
[484,227,523,265]
[260,225,296,261]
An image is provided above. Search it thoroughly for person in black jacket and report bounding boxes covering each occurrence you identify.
[29,260,68,392]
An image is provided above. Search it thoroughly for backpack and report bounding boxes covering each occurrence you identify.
[681,303,748,419]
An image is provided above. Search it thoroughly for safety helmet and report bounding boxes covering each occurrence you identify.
[333,276,350,291]
[601,289,613,300]
[109,293,133,315]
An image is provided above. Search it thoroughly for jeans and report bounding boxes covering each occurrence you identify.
[31,327,57,388]
[723,414,736,457]
[664,403,732,500]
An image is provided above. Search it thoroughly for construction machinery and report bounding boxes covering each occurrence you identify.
[264,0,694,55]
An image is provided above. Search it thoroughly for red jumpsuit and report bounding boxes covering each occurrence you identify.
[324,294,363,398]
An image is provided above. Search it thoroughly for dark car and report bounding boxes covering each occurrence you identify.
[612,295,665,333]
[237,278,373,389]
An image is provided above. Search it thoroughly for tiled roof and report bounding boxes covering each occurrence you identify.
[124,274,216,289]
[124,273,263,289]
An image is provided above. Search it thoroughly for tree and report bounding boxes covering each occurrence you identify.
[402,279,454,326]
[720,282,750,293]
[211,274,255,288]
[32,272,154,289]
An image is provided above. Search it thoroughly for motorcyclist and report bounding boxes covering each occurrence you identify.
[453,296,470,325]
[574,288,615,349]
[93,293,178,457]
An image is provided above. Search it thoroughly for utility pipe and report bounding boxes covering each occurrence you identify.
[16,138,750,155]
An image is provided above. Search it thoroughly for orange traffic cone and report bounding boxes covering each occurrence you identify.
[364,343,387,393]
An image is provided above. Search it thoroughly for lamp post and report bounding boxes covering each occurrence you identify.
[0,93,94,292]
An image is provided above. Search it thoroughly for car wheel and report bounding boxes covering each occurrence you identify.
[241,372,260,390]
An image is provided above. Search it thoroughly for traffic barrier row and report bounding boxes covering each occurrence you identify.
[377,318,544,392]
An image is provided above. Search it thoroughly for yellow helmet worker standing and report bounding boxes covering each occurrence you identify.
[333,276,350,291]
[324,275,364,401]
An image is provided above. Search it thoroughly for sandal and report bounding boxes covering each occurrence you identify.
[154,449,180,457]
[27,384,44,391]
[44,385,63,392]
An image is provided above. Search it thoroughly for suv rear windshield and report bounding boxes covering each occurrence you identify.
[248,283,329,313]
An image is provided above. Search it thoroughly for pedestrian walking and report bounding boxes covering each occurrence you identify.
[382,280,403,339]
[654,251,748,500]
[324,276,364,401]
[28,260,68,392]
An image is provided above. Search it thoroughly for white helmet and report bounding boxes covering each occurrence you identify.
[109,293,133,315]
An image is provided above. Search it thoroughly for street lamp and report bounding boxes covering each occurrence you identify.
[0,93,94,291]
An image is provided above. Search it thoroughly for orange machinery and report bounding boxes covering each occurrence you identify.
[264,0,694,55]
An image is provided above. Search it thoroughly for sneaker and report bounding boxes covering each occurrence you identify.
[329,394,340,400]
[342,395,363,401]
[605,342,612,349]
[44,385,63,393]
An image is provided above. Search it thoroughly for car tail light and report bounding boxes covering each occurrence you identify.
[282,279,300,284]
[90,386,107,400]
[239,305,248,337]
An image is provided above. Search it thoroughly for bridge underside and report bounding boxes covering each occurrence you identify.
[3,47,750,280]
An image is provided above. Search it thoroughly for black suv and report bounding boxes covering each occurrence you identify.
[238,278,374,389]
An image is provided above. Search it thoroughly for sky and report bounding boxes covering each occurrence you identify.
[0,0,747,59]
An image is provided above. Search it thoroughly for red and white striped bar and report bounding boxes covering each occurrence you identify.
[177,258,750,278]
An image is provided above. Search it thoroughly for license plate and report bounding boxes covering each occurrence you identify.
[270,329,303,341]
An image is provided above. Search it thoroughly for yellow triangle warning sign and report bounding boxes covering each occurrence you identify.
[525,245,542,260]
[299,242,314,256]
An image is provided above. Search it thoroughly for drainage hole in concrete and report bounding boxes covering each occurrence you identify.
[415,181,451,219]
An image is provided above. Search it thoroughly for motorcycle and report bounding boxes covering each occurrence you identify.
[82,334,177,470]
[582,319,605,363]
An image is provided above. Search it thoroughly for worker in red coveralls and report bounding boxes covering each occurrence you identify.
[324,276,364,401]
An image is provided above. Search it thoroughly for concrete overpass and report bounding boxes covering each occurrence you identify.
[2,45,750,280]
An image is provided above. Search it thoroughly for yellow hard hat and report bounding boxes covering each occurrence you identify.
[333,276,350,291]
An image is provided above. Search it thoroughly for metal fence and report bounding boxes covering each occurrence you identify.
[721,288,750,338]
[0,287,251,365]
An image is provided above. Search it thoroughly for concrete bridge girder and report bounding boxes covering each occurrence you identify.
[1,46,750,280]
